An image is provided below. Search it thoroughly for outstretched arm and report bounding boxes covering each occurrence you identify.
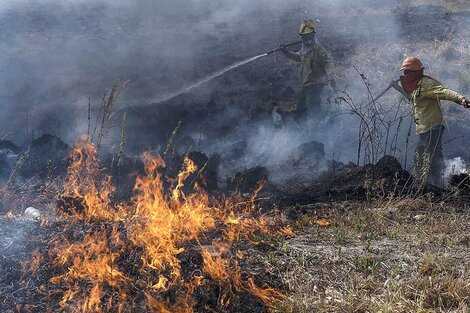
[281,46,301,62]
[423,85,468,107]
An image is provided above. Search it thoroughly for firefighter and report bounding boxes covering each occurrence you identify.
[280,20,336,120]
[390,56,470,185]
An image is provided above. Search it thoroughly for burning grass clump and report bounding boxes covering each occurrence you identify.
[21,135,284,312]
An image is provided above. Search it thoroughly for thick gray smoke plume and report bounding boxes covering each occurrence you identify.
[0,0,389,140]
[0,0,469,182]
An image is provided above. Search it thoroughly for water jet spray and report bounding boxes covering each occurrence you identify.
[151,41,302,104]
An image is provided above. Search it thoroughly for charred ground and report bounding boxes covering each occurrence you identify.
[1,1,470,312]
[1,133,469,312]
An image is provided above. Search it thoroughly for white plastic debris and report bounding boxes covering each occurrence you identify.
[24,207,41,220]
[413,214,425,222]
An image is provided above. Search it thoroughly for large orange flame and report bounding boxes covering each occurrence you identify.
[41,137,284,311]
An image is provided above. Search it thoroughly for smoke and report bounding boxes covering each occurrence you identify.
[0,0,468,183]
[0,0,238,142]
[444,157,468,179]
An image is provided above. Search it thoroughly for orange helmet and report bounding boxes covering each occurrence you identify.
[400,57,424,71]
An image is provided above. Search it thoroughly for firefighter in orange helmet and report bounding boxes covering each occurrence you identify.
[390,57,470,185]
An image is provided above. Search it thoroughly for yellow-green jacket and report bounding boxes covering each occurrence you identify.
[408,77,464,134]
[284,42,335,87]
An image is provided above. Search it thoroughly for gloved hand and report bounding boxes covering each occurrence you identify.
[461,97,470,108]
[389,80,400,91]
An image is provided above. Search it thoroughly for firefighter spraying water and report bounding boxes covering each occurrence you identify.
[150,41,302,104]
[279,20,337,121]
[151,20,337,127]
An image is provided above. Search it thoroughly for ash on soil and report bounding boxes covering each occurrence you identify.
[273,155,412,206]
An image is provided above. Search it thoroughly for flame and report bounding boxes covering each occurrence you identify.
[225,212,240,225]
[59,135,122,222]
[152,275,169,291]
[316,218,333,227]
[6,210,16,220]
[129,153,215,286]
[49,225,129,311]
[246,278,284,308]
[201,248,239,306]
[34,137,283,311]
[172,156,198,202]
[201,245,284,308]
[278,225,296,236]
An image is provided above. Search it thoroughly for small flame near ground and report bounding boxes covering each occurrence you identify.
[21,135,284,312]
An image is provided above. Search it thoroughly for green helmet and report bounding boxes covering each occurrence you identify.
[299,20,316,35]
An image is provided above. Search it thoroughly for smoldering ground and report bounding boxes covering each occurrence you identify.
[0,0,469,184]
[1,3,470,313]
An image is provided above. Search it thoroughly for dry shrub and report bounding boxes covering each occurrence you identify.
[419,253,437,276]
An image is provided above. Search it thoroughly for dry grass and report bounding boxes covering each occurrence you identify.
[251,198,470,313]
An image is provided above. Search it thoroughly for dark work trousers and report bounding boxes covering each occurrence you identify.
[295,83,325,121]
[415,128,445,186]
